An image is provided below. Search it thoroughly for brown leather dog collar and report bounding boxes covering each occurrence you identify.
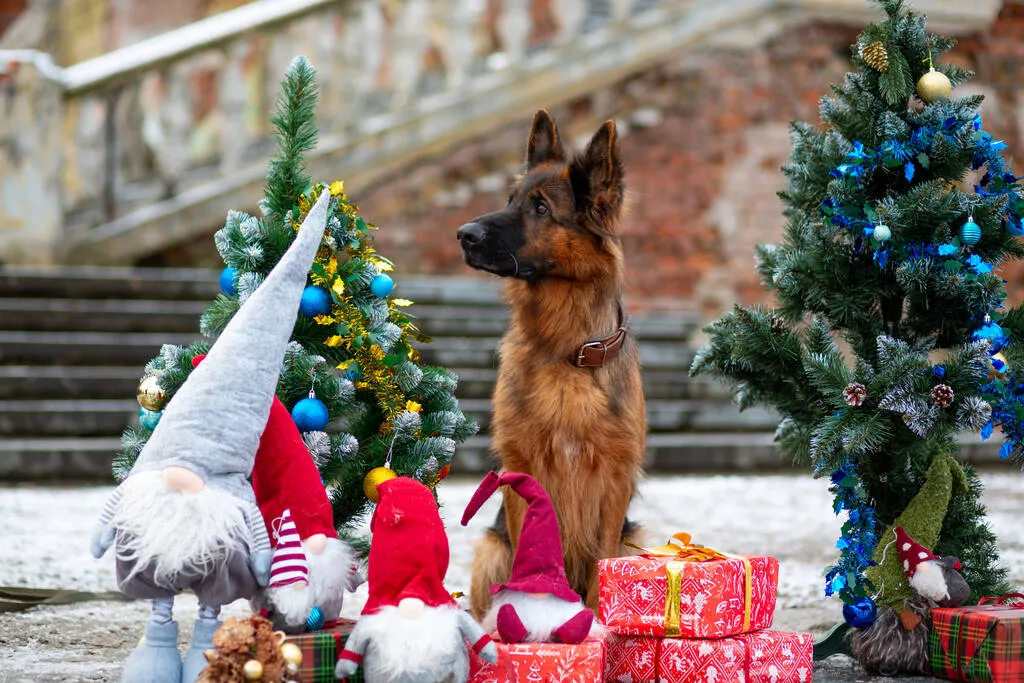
[573,303,630,368]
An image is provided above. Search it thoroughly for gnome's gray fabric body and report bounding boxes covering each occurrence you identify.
[91,191,331,683]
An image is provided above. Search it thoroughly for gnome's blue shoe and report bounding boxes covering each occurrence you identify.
[181,618,220,683]
[122,619,181,683]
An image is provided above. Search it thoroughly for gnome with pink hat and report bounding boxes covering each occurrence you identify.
[335,477,497,683]
[461,471,596,644]
[895,526,970,607]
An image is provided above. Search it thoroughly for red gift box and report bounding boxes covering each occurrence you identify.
[931,596,1024,683]
[736,630,813,683]
[468,634,606,683]
[605,631,746,682]
[599,534,778,638]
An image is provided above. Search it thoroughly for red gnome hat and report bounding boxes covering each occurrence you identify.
[461,471,580,603]
[192,354,335,542]
[895,526,941,577]
[362,477,456,615]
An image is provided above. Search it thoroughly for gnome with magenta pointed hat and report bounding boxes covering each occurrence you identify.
[335,477,497,683]
[461,471,596,644]
[90,192,330,683]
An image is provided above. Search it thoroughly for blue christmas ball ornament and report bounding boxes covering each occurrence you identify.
[291,396,329,432]
[370,273,394,298]
[960,218,982,246]
[306,606,325,632]
[219,266,238,296]
[843,597,878,629]
[139,407,163,430]
[299,286,332,317]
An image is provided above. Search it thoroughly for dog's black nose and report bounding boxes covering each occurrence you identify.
[457,222,485,245]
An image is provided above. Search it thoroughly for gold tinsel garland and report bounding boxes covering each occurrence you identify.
[298,182,425,431]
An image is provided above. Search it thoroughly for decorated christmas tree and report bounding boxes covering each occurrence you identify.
[117,56,477,536]
[691,0,1019,671]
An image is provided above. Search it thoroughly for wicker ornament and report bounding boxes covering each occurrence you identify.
[931,384,955,408]
[861,41,889,72]
[843,382,868,407]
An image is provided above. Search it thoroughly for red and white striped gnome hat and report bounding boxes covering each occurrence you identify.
[269,508,309,588]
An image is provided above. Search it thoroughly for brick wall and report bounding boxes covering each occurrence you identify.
[350,8,1024,321]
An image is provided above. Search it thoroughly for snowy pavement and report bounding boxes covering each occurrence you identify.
[1,471,1022,682]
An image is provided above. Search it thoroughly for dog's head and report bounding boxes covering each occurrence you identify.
[457,109,625,282]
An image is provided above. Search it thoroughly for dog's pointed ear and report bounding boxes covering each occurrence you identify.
[526,109,565,169]
[572,119,624,215]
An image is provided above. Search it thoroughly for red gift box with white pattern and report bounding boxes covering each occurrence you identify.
[468,634,606,683]
[737,630,813,683]
[605,631,746,683]
[598,553,778,638]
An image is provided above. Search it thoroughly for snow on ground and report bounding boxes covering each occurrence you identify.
[0,471,1021,681]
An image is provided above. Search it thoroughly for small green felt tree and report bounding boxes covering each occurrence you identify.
[691,0,1018,627]
[118,57,477,539]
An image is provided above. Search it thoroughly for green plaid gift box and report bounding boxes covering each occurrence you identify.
[931,598,1024,683]
[284,619,364,683]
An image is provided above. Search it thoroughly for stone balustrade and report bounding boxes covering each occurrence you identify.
[0,0,1001,265]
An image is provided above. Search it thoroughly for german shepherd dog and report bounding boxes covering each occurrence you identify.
[456,109,646,616]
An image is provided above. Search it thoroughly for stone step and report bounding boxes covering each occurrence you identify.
[0,298,206,333]
[0,331,198,366]
[0,437,123,481]
[451,367,730,401]
[456,398,776,434]
[0,399,138,437]
[0,366,144,400]
[0,266,222,301]
[416,337,694,370]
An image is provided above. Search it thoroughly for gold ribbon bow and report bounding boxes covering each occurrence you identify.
[626,532,753,637]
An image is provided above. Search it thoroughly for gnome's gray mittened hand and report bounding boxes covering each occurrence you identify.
[335,658,358,679]
[479,640,498,665]
[250,549,272,586]
[90,523,115,559]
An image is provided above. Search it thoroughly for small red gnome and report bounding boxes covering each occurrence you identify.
[335,477,497,682]
[895,526,969,608]
[249,390,362,632]
[461,471,595,644]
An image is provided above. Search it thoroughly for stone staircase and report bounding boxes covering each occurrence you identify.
[0,266,787,481]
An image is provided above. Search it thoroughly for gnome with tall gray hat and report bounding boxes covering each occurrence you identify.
[90,191,331,683]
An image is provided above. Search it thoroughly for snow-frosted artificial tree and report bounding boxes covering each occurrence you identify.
[691,0,1019,672]
[118,57,477,536]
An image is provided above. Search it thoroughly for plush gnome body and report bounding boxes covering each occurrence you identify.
[248,393,361,632]
[90,191,330,683]
[335,477,497,683]
[896,526,970,608]
[461,472,594,644]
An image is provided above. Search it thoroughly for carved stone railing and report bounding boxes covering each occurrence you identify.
[0,0,1002,265]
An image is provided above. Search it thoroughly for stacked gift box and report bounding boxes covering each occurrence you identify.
[598,534,813,683]
[930,594,1024,683]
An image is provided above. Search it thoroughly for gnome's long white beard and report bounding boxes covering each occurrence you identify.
[483,590,601,642]
[112,470,252,586]
[358,604,465,677]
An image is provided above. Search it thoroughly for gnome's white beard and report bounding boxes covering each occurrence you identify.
[484,590,600,642]
[358,604,465,676]
[112,470,252,585]
[259,536,360,630]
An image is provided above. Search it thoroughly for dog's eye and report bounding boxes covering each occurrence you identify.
[536,202,549,216]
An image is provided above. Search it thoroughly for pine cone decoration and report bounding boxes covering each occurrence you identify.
[861,41,889,72]
[843,382,867,407]
[931,383,955,408]
[200,616,290,683]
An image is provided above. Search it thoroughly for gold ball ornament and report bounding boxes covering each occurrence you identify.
[280,641,303,667]
[363,466,397,502]
[136,375,166,412]
[242,659,264,681]
[990,352,1010,381]
[917,67,951,103]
